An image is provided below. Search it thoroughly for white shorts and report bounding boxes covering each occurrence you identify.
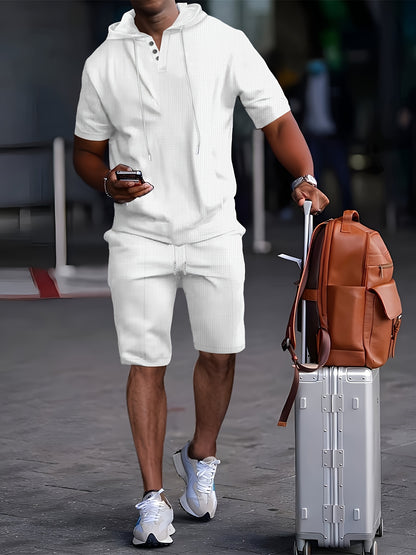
[104,230,246,366]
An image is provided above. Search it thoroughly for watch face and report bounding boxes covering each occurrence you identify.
[292,175,317,190]
[306,175,317,186]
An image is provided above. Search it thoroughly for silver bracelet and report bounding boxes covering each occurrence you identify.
[103,174,112,199]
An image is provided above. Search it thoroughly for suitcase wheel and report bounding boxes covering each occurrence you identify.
[293,540,311,555]
[376,518,384,537]
[361,539,378,555]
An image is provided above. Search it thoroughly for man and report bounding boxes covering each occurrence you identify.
[73,0,329,548]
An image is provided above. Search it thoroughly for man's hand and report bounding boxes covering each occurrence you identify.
[72,136,154,203]
[106,164,154,204]
[291,182,329,216]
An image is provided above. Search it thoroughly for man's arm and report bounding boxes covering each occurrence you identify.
[262,112,329,214]
[73,136,109,191]
[73,135,153,203]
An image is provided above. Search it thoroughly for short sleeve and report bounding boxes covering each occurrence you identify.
[232,31,290,129]
[74,63,113,141]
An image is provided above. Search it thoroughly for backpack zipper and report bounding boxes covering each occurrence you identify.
[379,262,393,278]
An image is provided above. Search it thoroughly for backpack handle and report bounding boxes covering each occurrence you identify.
[343,210,360,221]
[341,210,360,232]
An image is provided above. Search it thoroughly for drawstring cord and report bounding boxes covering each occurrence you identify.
[132,30,201,159]
[181,28,201,155]
[133,39,152,161]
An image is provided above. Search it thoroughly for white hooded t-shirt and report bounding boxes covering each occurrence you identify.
[75,3,290,245]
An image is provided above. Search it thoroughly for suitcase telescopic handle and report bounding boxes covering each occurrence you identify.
[301,200,313,363]
[303,200,313,264]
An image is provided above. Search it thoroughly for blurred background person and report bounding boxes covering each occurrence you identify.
[292,56,354,213]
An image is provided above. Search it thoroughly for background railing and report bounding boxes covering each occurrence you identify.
[1,134,272,270]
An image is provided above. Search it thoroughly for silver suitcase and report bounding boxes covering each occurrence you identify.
[294,366,383,555]
[281,202,383,555]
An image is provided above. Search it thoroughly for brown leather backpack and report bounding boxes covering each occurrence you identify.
[279,210,402,426]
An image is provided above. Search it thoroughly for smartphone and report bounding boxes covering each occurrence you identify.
[115,170,145,183]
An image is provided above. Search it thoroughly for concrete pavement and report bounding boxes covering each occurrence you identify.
[1,218,415,555]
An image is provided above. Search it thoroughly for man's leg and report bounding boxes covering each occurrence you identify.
[173,233,244,518]
[189,351,236,460]
[172,351,235,519]
[105,234,177,544]
[126,364,167,493]
[127,363,176,547]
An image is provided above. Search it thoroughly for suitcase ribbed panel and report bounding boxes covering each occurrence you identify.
[295,367,381,549]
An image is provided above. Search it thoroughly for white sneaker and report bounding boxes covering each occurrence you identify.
[132,489,175,547]
[173,442,220,520]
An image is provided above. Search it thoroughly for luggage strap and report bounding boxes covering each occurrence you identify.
[278,228,331,426]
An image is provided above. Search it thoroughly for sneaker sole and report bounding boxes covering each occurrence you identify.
[173,450,214,521]
[132,533,172,547]
[179,495,211,521]
[132,525,175,547]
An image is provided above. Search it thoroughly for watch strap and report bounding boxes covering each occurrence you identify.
[291,174,317,191]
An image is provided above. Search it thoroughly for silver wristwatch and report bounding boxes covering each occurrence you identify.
[291,174,317,191]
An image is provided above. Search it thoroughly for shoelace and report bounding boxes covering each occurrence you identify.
[135,488,165,524]
[196,459,220,494]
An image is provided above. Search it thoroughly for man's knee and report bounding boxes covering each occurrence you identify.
[198,351,236,373]
[128,364,166,387]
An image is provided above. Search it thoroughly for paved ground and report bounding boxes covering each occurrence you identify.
[1,216,415,555]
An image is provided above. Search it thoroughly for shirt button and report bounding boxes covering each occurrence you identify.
[152,49,158,54]
[156,56,159,61]
[149,41,154,46]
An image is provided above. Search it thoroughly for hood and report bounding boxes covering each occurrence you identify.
[107,3,206,40]
[106,3,206,160]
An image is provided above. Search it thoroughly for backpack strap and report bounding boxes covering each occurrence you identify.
[278,225,331,427]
